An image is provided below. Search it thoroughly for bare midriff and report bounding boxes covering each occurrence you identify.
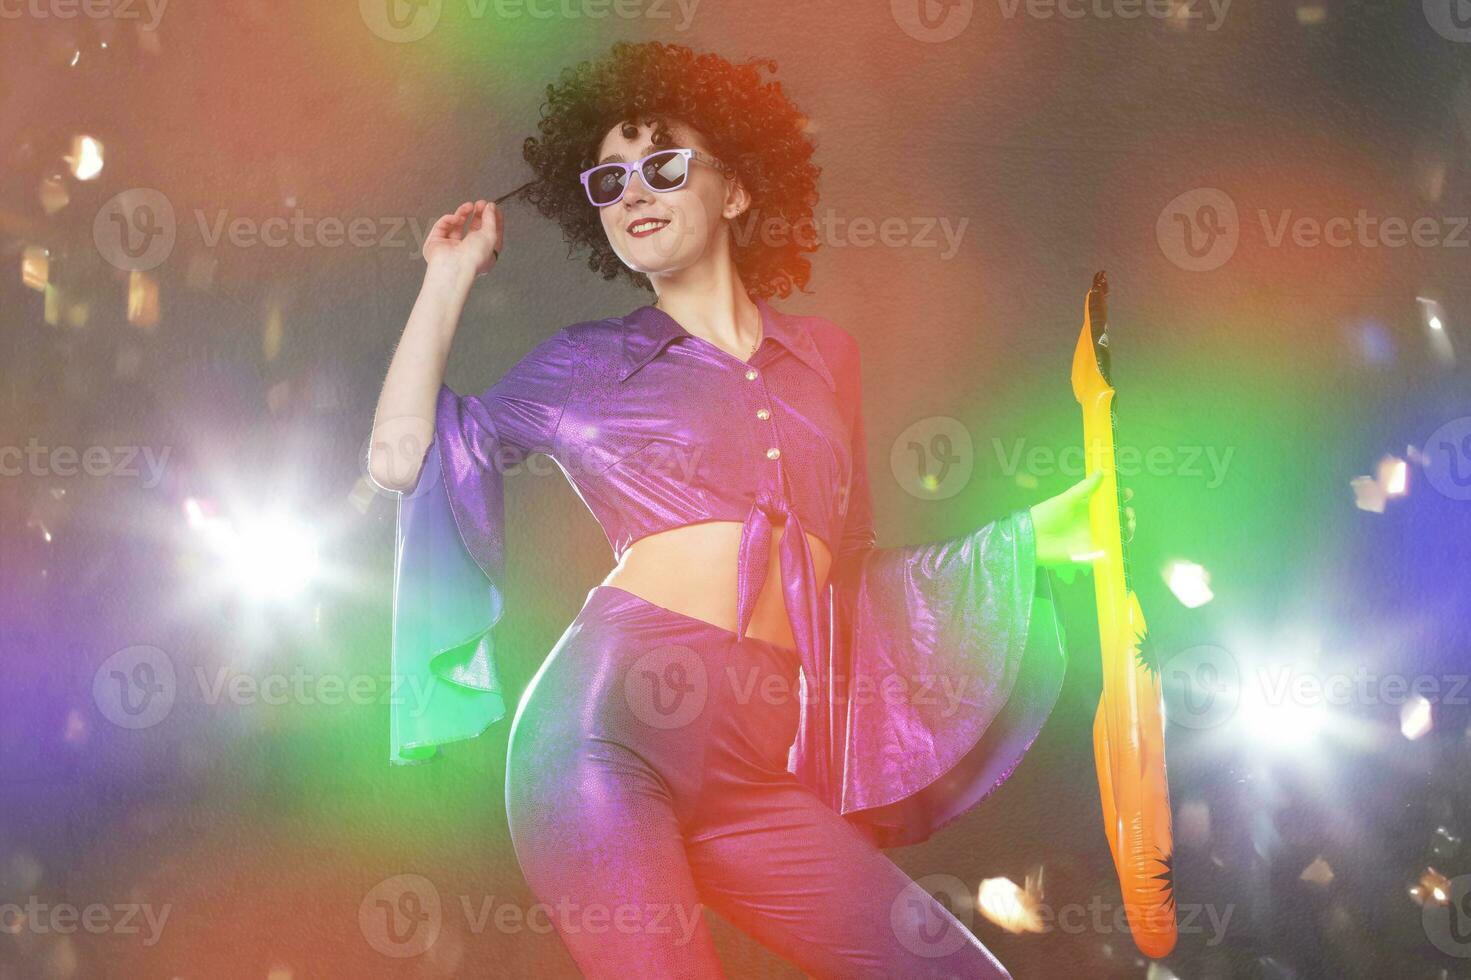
[599,520,832,653]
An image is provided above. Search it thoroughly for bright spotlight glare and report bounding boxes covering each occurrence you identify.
[1401,695,1433,740]
[1238,676,1328,746]
[1385,457,1408,496]
[67,135,104,181]
[1164,560,1215,608]
[196,511,321,600]
[976,876,1045,934]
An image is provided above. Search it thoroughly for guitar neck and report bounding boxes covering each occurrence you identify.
[1108,398,1134,596]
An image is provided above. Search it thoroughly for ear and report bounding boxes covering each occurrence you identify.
[724,176,752,220]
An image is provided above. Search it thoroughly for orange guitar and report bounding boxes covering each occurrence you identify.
[1071,271,1177,958]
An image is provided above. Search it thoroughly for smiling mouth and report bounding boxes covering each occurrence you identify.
[627,218,671,237]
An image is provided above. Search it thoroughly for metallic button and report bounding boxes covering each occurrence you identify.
[766,447,781,460]
[756,408,770,420]
[744,368,758,381]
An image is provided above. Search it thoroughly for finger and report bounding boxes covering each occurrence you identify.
[452,202,477,238]
[1123,486,1134,501]
[431,205,472,234]
[482,200,506,235]
[1076,469,1105,497]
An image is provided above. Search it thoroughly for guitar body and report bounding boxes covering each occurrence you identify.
[1072,272,1177,958]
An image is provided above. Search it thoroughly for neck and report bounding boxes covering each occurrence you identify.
[650,259,761,357]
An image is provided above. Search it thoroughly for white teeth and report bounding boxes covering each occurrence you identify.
[629,219,668,234]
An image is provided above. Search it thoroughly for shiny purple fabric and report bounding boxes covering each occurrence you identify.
[504,584,1015,978]
[390,296,1068,846]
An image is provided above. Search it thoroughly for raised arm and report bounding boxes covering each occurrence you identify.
[368,200,503,493]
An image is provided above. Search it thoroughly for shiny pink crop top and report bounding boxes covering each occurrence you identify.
[389,295,1068,847]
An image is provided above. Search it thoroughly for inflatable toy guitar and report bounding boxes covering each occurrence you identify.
[1072,271,1177,958]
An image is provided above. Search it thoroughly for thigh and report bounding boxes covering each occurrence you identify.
[686,778,1013,980]
[504,590,731,978]
[505,734,723,979]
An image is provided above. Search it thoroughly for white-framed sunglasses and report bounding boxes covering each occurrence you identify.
[579,147,735,207]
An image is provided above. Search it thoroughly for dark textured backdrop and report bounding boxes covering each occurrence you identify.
[2,2,1469,977]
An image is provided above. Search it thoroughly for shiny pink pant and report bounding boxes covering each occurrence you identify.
[505,584,1012,978]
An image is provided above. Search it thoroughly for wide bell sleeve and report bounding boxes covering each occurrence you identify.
[385,329,576,765]
[816,344,1069,848]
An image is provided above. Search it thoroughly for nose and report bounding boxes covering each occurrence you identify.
[620,169,653,208]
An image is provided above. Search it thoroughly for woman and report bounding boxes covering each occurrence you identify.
[369,40,1121,980]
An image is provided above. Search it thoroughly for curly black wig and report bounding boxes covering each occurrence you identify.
[521,41,821,300]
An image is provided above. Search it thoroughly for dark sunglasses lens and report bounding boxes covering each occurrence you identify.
[642,151,688,191]
[587,165,628,205]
